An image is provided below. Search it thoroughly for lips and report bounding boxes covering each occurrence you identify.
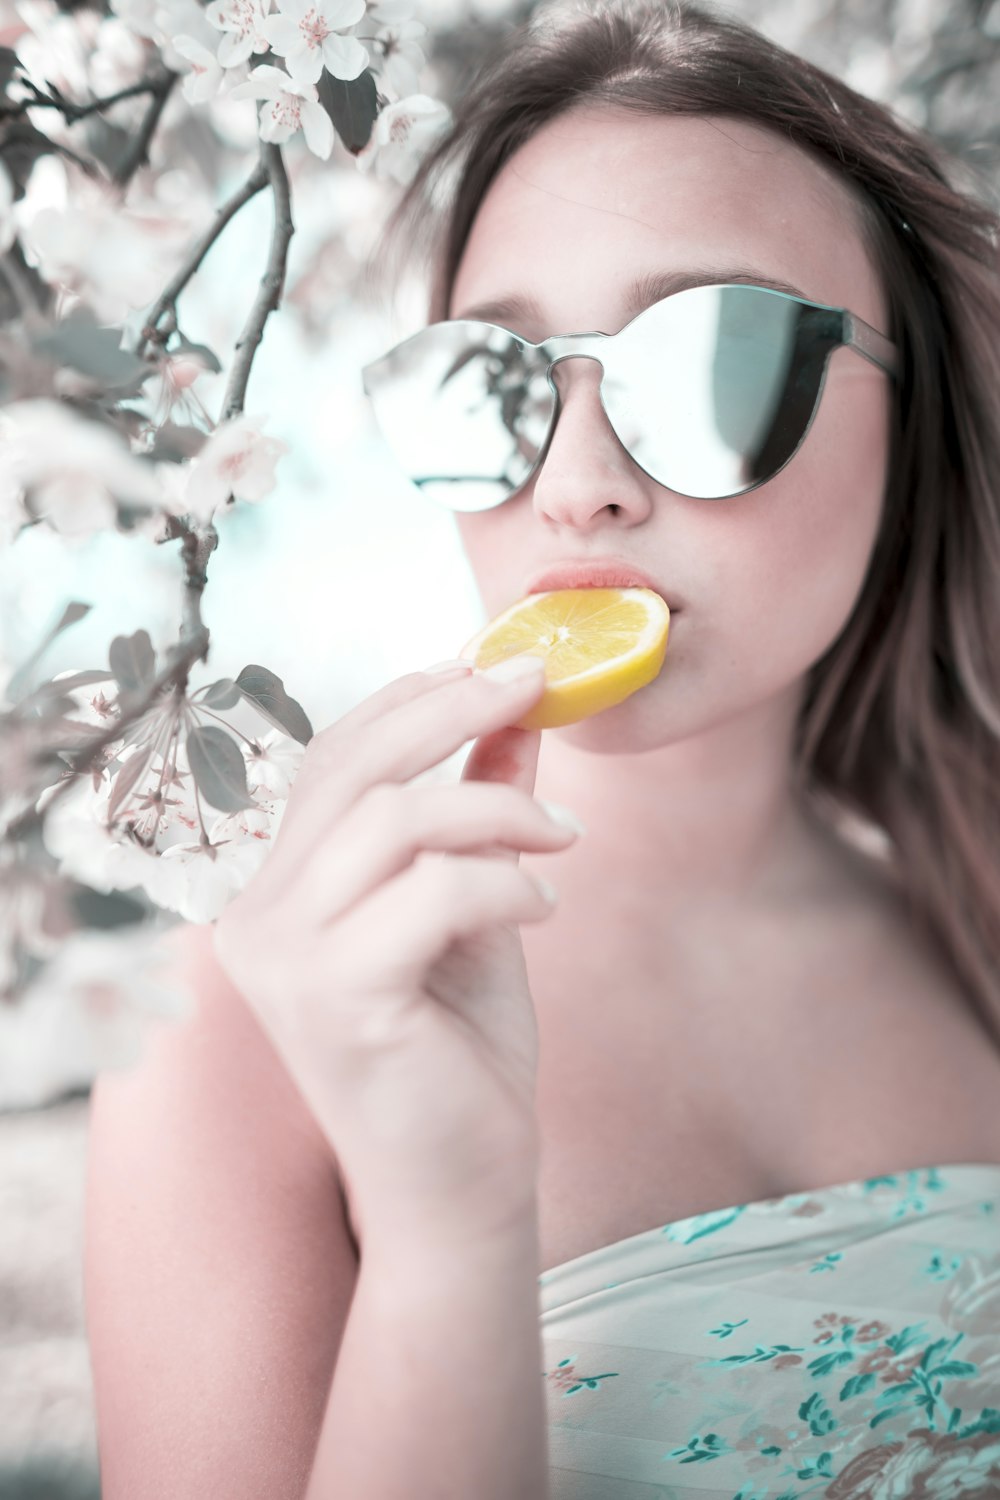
[523,559,681,611]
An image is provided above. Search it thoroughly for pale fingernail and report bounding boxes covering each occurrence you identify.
[533,875,558,904]
[477,655,546,684]
[538,800,587,836]
[425,659,475,674]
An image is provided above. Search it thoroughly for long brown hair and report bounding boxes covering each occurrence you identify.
[366,0,1000,1045]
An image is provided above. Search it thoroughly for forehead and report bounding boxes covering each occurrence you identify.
[449,108,886,337]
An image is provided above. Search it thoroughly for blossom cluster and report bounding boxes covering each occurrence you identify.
[103,0,452,172]
[0,0,453,1105]
[2,400,289,544]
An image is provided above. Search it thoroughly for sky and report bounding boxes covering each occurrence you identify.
[0,125,492,745]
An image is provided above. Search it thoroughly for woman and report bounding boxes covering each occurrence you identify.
[84,2,1000,1496]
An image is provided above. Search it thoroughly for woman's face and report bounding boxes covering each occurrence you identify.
[447,108,893,756]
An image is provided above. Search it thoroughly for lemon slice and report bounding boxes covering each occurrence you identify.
[460,587,671,730]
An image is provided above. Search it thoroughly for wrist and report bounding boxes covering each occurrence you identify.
[353,1180,541,1268]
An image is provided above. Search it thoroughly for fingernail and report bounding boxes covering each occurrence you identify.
[533,875,558,904]
[538,801,587,836]
[425,659,475,674]
[477,655,547,684]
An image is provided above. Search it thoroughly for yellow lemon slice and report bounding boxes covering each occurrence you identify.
[460,587,671,730]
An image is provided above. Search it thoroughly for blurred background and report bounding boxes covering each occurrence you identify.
[2,0,999,1492]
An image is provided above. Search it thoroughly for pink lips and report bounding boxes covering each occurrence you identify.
[523,559,681,611]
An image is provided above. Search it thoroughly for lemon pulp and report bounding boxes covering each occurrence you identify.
[460,587,671,730]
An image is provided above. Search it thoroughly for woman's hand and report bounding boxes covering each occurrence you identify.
[210,658,580,1250]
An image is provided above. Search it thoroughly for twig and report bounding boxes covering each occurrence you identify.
[138,159,270,356]
[174,521,218,663]
[112,72,177,188]
[220,142,294,421]
[0,73,169,123]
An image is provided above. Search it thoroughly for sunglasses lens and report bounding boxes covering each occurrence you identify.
[362,286,842,508]
[362,322,554,512]
[602,285,834,499]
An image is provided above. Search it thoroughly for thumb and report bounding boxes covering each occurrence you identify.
[460,725,542,865]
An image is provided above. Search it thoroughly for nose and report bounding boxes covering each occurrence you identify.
[529,354,654,528]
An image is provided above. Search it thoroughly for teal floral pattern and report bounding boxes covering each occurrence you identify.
[539,1163,1000,1498]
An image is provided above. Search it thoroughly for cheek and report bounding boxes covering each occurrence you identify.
[709,366,891,679]
[455,510,529,617]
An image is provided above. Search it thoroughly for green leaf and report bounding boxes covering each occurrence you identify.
[171,334,223,375]
[148,421,209,463]
[235,665,313,746]
[109,630,156,705]
[186,725,256,812]
[68,883,148,929]
[33,309,152,389]
[200,678,242,709]
[315,68,378,152]
[5,600,92,702]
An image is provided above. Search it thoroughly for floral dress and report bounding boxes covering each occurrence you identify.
[539,1162,1000,1498]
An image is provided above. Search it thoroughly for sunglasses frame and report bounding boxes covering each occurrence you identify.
[361,283,901,506]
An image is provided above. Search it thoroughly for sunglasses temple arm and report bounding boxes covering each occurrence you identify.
[844,312,900,379]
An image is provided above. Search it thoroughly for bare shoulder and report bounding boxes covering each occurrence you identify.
[86,923,362,1497]
[804,827,1000,1147]
[155,922,339,1153]
[89,918,359,1257]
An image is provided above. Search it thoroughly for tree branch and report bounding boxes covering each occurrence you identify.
[0,73,171,124]
[112,71,177,188]
[220,142,294,421]
[138,158,270,356]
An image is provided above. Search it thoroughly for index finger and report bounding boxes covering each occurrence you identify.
[279,659,548,850]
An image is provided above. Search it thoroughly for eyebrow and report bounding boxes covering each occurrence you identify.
[450,266,812,331]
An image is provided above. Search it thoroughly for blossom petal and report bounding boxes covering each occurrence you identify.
[383,50,420,99]
[217,28,254,64]
[300,97,333,158]
[326,0,366,25]
[285,43,323,85]
[228,62,292,99]
[259,13,300,51]
[320,32,368,80]
[259,102,296,143]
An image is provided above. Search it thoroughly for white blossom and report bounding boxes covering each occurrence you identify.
[362,1,425,99]
[113,0,218,73]
[154,835,265,921]
[0,400,166,541]
[243,726,306,798]
[89,15,148,97]
[172,34,226,102]
[169,412,289,522]
[205,0,270,68]
[143,347,214,425]
[354,92,452,185]
[17,163,196,323]
[0,926,194,1111]
[37,750,197,906]
[260,0,368,87]
[15,0,95,102]
[108,0,159,40]
[228,64,334,157]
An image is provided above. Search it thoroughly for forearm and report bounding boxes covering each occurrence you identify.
[305,1208,549,1500]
